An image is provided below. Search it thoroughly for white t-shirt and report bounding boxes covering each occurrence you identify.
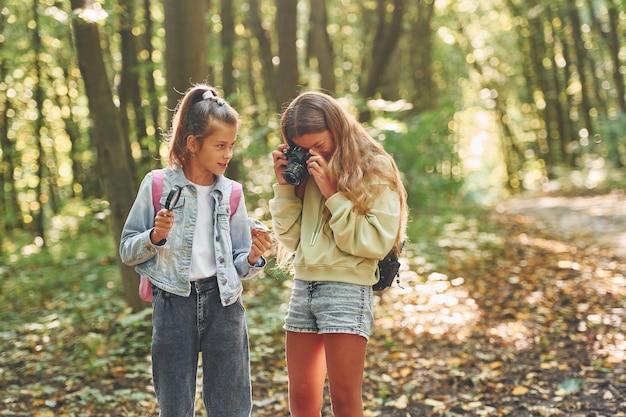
[189,184,217,280]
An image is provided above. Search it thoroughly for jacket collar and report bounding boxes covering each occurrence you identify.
[164,166,229,195]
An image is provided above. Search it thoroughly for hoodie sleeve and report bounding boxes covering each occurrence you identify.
[325,159,401,260]
[269,184,303,253]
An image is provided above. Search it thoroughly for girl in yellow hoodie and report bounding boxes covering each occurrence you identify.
[270,91,408,417]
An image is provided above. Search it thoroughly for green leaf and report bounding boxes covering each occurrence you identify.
[557,378,584,395]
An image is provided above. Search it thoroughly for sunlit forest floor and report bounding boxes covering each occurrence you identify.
[1,191,626,416]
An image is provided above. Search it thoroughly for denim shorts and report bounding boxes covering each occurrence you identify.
[284,279,374,340]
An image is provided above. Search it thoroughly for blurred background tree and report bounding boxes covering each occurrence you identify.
[0,0,624,309]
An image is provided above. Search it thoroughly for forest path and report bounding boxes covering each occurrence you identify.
[371,190,626,416]
[494,190,626,259]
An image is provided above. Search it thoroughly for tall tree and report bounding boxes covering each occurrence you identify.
[566,0,595,136]
[308,0,336,93]
[526,1,557,167]
[410,0,436,113]
[246,0,280,112]
[163,0,209,117]
[362,0,405,100]
[276,0,300,107]
[33,0,46,241]
[605,0,626,114]
[69,0,144,311]
[0,15,23,237]
[545,4,571,163]
[359,0,405,121]
[118,0,146,175]
[0,5,22,235]
[140,0,162,166]
[220,0,236,97]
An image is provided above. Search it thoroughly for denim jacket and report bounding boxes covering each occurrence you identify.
[119,167,265,306]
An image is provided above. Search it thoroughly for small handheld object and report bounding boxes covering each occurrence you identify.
[282,146,312,186]
[165,186,182,210]
[247,218,271,233]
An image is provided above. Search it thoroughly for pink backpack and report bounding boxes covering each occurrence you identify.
[139,169,242,302]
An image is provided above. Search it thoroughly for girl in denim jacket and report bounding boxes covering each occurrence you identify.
[120,85,271,417]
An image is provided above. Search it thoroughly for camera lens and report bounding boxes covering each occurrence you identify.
[283,164,307,186]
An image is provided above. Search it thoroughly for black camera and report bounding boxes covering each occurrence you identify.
[283,146,312,186]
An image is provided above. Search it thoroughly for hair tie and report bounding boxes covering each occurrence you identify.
[202,89,226,106]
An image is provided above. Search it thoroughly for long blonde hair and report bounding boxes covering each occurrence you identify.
[281,91,408,254]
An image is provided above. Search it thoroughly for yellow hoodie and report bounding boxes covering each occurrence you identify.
[270,158,401,286]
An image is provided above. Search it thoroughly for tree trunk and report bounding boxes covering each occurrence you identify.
[276,0,300,106]
[70,0,146,311]
[546,4,570,164]
[382,45,401,100]
[220,0,236,97]
[606,0,626,113]
[163,0,209,121]
[584,1,608,117]
[33,1,46,241]
[118,0,146,174]
[566,0,594,136]
[559,16,577,167]
[118,0,141,178]
[308,0,336,93]
[410,0,435,113]
[0,67,22,237]
[219,0,241,181]
[0,94,6,244]
[361,0,405,121]
[363,0,404,99]
[141,0,162,167]
[247,0,280,112]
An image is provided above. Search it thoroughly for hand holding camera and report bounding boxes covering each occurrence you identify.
[272,145,337,198]
[272,145,312,186]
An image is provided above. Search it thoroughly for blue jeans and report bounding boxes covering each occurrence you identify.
[151,277,252,417]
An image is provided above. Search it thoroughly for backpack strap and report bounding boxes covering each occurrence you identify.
[140,169,165,303]
[151,169,164,213]
[229,181,242,219]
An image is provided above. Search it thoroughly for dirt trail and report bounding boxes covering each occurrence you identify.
[494,190,626,259]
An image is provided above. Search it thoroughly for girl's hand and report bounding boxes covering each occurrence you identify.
[151,209,174,244]
[306,151,337,199]
[247,229,272,265]
[271,145,290,185]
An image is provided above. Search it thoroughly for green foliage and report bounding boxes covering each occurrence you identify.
[0,214,154,412]
[376,106,464,209]
[1,197,116,316]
